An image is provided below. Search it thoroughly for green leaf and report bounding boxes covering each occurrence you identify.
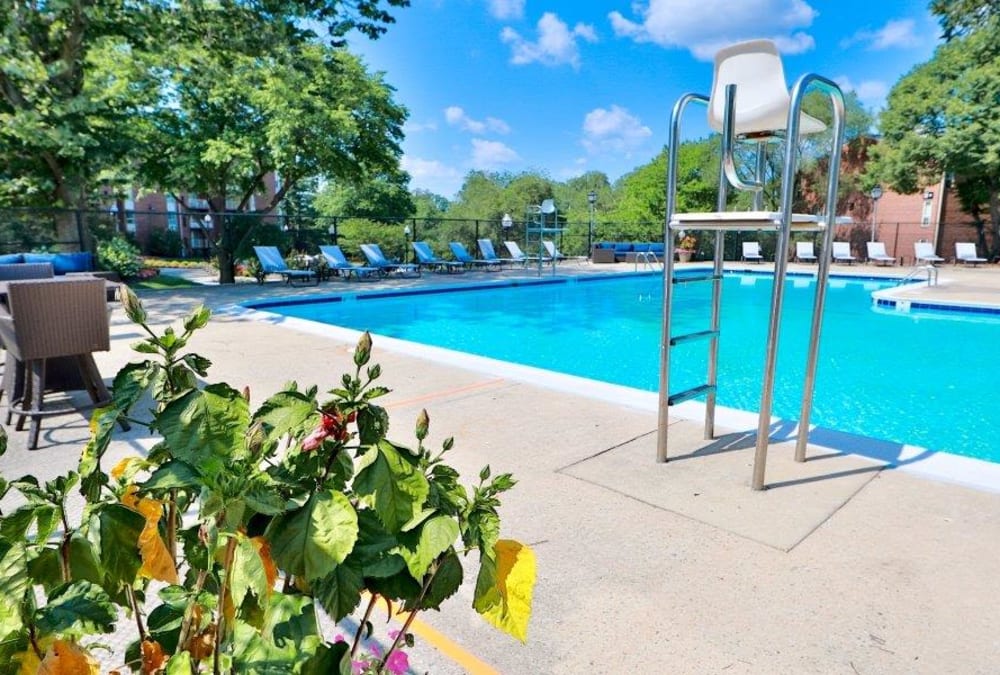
[355,405,388,445]
[310,560,364,622]
[232,593,322,672]
[79,406,120,500]
[253,390,317,441]
[112,361,152,413]
[396,515,459,580]
[265,490,358,581]
[0,507,36,541]
[142,460,202,492]
[27,535,103,593]
[97,503,145,588]
[183,305,211,333]
[231,534,268,609]
[165,651,193,674]
[302,641,350,675]
[0,539,28,639]
[154,384,250,470]
[353,442,429,532]
[418,550,463,611]
[35,581,116,636]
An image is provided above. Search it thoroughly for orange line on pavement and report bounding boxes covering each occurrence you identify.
[400,612,500,675]
[385,378,506,410]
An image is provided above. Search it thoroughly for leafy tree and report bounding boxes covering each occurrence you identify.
[314,171,415,222]
[871,7,1000,256]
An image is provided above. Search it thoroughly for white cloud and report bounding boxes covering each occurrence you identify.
[501,12,598,68]
[403,120,438,134]
[842,19,920,50]
[488,0,524,20]
[609,0,817,60]
[581,105,652,156]
[835,76,890,108]
[444,106,511,134]
[470,139,520,168]
[401,155,463,198]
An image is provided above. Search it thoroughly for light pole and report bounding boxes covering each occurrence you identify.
[501,213,513,242]
[870,185,883,243]
[327,220,338,245]
[403,224,411,263]
[587,190,597,256]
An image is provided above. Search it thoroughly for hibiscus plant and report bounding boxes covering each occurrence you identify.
[0,287,535,673]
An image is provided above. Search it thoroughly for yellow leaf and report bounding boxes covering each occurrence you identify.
[141,639,167,673]
[36,639,100,675]
[251,536,278,594]
[478,540,536,643]
[110,457,143,481]
[121,486,178,584]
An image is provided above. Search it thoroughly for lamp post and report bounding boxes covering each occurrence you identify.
[327,220,338,245]
[870,185,883,243]
[587,190,597,255]
[403,224,411,263]
[501,213,513,241]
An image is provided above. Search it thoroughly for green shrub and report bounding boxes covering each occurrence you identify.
[97,236,143,278]
[147,228,184,258]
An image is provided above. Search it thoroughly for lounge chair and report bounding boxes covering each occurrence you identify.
[542,241,588,264]
[253,246,318,285]
[795,241,817,263]
[955,242,987,266]
[450,242,500,271]
[742,241,763,263]
[411,241,464,273]
[318,245,378,280]
[866,241,896,266]
[832,242,855,265]
[504,241,548,264]
[913,241,944,265]
[477,239,519,267]
[359,244,420,277]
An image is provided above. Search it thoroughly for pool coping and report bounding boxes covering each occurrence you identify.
[227,276,1000,495]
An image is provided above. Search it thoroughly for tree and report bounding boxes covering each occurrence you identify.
[871,7,1000,256]
[313,171,415,222]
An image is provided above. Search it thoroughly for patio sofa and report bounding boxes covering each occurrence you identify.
[0,252,96,275]
[591,241,667,263]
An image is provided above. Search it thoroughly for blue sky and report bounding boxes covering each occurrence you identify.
[347,0,939,200]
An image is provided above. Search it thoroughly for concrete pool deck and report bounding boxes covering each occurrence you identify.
[3,260,999,673]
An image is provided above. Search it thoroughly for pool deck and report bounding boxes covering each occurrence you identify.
[4,260,1000,673]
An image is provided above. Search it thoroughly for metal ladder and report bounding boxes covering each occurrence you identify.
[656,76,847,491]
[898,264,939,287]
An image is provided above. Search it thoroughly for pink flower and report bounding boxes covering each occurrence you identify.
[385,649,410,675]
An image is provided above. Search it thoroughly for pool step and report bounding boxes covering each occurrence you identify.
[669,329,719,346]
[672,273,722,285]
[667,384,716,406]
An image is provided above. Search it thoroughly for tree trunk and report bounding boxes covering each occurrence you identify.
[989,182,1000,261]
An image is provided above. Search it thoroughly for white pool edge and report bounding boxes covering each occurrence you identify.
[226,303,1000,495]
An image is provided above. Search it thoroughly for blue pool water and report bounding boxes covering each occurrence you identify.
[249,273,1000,464]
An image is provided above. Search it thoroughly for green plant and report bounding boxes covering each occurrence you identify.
[97,236,143,279]
[677,234,697,251]
[0,288,535,673]
[147,229,184,258]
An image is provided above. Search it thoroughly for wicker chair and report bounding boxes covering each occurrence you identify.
[0,278,127,449]
[0,262,55,281]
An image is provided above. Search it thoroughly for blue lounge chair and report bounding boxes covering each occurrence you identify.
[318,245,379,280]
[477,239,519,268]
[449,242,501,271]
[252,246,318,285]
[412,241,464,273]
[359,244,420,277]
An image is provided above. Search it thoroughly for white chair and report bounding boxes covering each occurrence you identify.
[832,242,855,264]
[795,241,817,263]
[708,40,826,138]
[913,242,944,265]
[741,241,763,263]
[866,242,896,266]
[955,242,987,266]
[503,241,547,263]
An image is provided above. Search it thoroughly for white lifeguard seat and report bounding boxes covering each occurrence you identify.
[708,39,826,138]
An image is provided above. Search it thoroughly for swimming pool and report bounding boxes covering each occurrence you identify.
[247,273,1000,464]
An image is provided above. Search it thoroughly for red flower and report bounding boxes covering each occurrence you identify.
[301,407,356,451]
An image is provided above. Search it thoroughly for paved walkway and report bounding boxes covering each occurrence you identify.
[3,261,1000,673]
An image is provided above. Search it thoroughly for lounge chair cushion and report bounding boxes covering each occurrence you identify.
[0,254,23,264]
[23,252,94,274]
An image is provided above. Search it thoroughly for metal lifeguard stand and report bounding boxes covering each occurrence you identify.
[656,40,848,490]
[525,198,560,276]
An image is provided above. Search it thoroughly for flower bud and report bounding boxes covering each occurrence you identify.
[415,409,429,441]
[354,331,372,367]
[120,285,147,325]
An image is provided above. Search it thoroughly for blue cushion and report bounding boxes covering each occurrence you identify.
[613,242,632,253]
[23,253,55,265]
[648,243,665,254]
[52,252,93,274]
[0,253,22,264]
[595,242,615,250]
[632,243,651,253]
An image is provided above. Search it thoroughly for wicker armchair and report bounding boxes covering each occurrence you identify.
[0,278,126,449]
[0,262,55,281]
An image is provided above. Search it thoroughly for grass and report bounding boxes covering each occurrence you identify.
[130,275,200,290]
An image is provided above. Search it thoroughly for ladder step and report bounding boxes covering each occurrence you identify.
[667,384,716,406]
[672,274,722,285]
[669,330,719,346]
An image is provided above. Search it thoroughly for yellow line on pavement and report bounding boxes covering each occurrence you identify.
[399,611,500,675]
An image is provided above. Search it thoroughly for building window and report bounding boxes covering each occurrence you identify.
[124,198,137,234]
[921,200,932,227]
[166,196,179,231]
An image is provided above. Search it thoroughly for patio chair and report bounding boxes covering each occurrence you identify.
[832,242,855,264]
[542,241,588,264]
[253,246,318,285]
[411,241,464,273]
[955,242,987,266]
[866,241,896,266]
[913,241,944,265]
[0,278,129,449]
[504,241,548,264]
[449,242,501,271]
[741,241,763,263]
[477,239,519,267]
[0,262,55,281]
[795,241,817,263]
[318,245,378,280]
[359,244,420,277]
